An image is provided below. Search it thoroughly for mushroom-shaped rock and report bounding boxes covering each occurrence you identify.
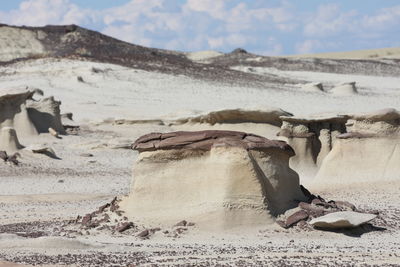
[120,130,307,230]
[309,211,376,229]
[0,87,65,141]
[0,87,38,137]
[331,82,358,96]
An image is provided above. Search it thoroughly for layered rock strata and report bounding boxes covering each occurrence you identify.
[120,130,307,229]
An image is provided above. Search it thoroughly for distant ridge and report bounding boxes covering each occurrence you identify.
[286,47,400,59]
[1,23,400,83]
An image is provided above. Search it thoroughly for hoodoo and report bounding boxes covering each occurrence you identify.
[312,109,400,188]
[120,130,307,230]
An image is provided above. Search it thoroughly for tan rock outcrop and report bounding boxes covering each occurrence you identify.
[331,82,358,96]
[312,109,400,187]
[169,108,292,127]
[168,108,293,139]
[0,127,23,153]
[0,87,65,152]
[278,114,348,182]
[120,130,307,230]
[0,87,38,137]
[301,82,324,93]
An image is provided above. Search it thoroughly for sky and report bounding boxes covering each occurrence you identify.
[1,0,400,55]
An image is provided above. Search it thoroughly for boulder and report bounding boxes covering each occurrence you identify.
[120,130,307,230]
[309,211,376,229]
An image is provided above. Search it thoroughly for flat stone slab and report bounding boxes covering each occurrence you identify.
[309,211,376,229]
[132,130,294,154]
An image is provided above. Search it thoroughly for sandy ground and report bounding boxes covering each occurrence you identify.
[0,58,400,266]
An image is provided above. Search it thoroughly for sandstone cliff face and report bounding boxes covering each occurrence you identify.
[120,130,306,229]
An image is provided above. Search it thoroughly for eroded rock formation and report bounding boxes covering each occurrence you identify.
[0,87,65,153]
[168,108,293,139]
[277,114,348,182]
[313,109,400,187]
[120,130,307,230]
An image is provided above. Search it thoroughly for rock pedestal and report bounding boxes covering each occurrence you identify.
[120,130,307,230]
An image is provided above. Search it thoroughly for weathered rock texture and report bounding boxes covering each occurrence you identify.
[121,130,307,229]
[169,108,293,139]
[277,114,348,182]
[301,82,324,93]
[0,87,65,152]
[169,108,292,127]
[0,127,23,153]
[27,96,65,134]
[0,87,38,138]
[309,109,400,187]
[331,82,358,96]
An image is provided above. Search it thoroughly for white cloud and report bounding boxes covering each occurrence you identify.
[184,0,227,20]
[0,0,91,26]
[295,39,322,54]
[102,24,153,47]
[1,0,399,55]
[303,4,357,37]
[362,5,400,31]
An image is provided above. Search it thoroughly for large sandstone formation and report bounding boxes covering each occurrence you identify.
[120,130,307,230]
[312,109,400,187]
[0,87,65,153]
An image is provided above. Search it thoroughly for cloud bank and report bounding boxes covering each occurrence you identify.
[1,0,400,55]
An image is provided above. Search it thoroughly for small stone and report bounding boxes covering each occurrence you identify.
[80,153,93,157]
[174,220,187,227]
[285,210,309,227]
[137,229,149,238]
[116,222,134,233]
[81,214,92,226]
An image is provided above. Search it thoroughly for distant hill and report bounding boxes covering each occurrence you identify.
[286,47,400,59]
[1,23,400,84]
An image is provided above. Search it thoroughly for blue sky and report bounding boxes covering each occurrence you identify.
[1,0,400,55]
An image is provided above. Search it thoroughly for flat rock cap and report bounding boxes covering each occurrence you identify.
[132,130,294,155]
